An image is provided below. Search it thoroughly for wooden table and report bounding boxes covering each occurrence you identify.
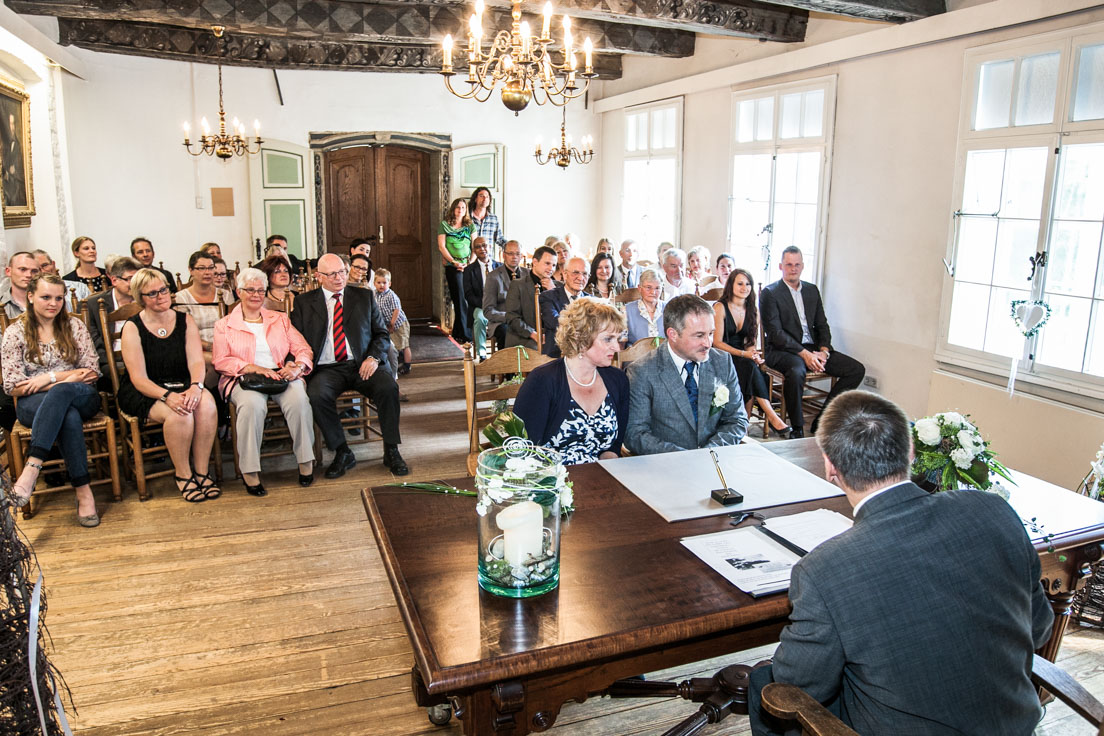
[362,439,1104,735]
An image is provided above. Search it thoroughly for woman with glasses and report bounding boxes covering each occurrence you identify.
[62,236,109,294]
[259,255,294,311]
[437,198,473,343]
[212,256,236,301]
[1,273,102,525]
[173,251,229,351]
[349,254,373,289]
[624,269,666,345]
[118,269,220,502]
[213,268,315,495]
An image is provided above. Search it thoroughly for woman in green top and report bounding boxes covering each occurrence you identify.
[437,197,473,342]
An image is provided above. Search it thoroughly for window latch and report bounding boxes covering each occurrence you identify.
[1027,251,1048,281]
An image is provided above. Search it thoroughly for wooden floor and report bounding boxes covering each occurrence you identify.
[15,358,1104,735]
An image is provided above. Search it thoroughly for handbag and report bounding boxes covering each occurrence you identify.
[238,373,288,395]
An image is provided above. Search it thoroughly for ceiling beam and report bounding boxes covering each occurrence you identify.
[54,18,623,77]
[12,0,695,56]
[748,0,944,22]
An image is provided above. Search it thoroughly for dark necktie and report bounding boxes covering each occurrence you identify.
[685,361,699,424]
[332,292,348,362]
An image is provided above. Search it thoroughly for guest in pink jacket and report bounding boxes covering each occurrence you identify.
[213,267,315,495]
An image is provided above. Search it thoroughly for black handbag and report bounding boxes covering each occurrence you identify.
[238,373,288,395]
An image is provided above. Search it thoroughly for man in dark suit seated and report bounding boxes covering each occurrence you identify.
[505,245,557,351]
[759,246,864,437]
[748,390,1054,736]
[290,253,408,478]
[482,240,527,355]
[539,256,590,358]
[86,256,141,392]
[625,295,747,453]
[462,237,501,360]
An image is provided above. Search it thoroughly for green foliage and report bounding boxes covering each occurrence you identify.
[482,412,528,447]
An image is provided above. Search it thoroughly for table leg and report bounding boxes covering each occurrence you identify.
[1038,542,1104,662]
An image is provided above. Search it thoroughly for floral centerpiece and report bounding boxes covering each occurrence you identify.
[911,411,1013,492]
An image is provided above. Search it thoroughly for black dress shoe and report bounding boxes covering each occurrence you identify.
[789,427,805,439]
[245,481,267,497]
[325,448,356,479]
[383,446,410,476]
[298,473,314,487]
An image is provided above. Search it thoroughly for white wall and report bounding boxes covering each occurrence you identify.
[59,50,602,275]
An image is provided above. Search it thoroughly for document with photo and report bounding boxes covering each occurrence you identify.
[681,527,801,597]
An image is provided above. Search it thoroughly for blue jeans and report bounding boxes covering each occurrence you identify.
[17,382,101,487]
[472,307,489,358]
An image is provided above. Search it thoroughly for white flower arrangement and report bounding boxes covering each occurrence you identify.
[709,382,730,417]
[911,411,1012,492]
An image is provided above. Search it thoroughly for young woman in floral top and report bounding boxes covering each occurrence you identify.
[1,273,102,526]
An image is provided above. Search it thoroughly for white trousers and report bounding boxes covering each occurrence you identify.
[230,379,315,474]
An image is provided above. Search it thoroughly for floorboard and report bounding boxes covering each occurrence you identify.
[13,358,1104,735]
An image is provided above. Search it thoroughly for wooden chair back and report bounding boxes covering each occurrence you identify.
[98,301,142,393]
[176,273,186,290]
[700,286,724,302]
[616,336,664,369]
[533,289,543,353]
[615,288,641,305]
[69,287,83,312]
[463,344,552,475]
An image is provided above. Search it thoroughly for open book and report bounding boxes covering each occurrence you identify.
[680,509,853,597]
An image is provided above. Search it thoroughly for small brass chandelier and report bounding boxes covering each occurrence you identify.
[182,26,263,159]
[535,108,593,168]
[440,0,596,114]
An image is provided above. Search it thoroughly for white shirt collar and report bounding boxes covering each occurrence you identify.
[322,286,345,301]
[786,280,802,294]
[851,479,912,517]
[666,343,707,376]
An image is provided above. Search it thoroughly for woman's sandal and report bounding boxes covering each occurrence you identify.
[10,460,43,508]
[197,472,222,500]
[175,474,206,503]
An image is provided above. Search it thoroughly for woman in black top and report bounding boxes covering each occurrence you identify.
[711,268,791,437]
[119,268,220,502]
[62,236,109,293]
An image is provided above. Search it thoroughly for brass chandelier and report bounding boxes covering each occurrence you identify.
[440,0,596,114]
[535,107,593,168]
[182,27,263,159]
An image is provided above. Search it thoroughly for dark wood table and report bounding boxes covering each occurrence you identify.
[362,439,1104,735]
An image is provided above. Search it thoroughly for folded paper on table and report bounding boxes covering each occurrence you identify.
[681,509,853,596]
[598,441,843,522]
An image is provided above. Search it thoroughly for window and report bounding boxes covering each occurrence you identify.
[728,78,835,285]
[940,24,1104,397]
[621,99,681,256]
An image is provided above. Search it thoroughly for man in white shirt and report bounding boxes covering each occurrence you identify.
[759,246,864,437]
[616,239,643,289]
[659,248,697,302]
[538,256,589,357]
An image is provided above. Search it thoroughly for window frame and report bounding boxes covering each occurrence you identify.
[621,97,684,254]
[727,75,836,286]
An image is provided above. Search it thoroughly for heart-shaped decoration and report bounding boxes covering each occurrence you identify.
[1010,299,1052,338]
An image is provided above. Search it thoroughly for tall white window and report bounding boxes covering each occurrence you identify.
[728,77,835,285]
[621,99,682,257]
[940,25,1104,397]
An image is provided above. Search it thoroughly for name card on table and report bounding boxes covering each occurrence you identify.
[598,441,843,523]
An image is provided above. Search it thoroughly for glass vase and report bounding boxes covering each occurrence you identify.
[475,444,564,598]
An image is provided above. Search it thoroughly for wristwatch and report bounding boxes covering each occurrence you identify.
[48,371,56,384]
[159,389,171,402]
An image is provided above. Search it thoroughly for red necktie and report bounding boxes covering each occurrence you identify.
[332,292,348,362]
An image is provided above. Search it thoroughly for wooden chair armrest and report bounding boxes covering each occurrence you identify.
[760,683,859,736]
[1032,654,1104,728]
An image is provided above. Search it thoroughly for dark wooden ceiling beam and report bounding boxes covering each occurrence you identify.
[12,0,695,57]
[746,0,944,22]
[54,18,623,78]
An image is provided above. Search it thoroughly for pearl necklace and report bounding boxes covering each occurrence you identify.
[564,360,598,387]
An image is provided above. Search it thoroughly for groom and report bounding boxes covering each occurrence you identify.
[625,295,748,454]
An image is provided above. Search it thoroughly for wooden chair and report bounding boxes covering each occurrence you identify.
[757,286,835,432]
[700,286,724,302]
[615,336,663,369]
[98,300,221,499]
[615,288,640,305]
[463,344,552,475]
[759,654,1104,736]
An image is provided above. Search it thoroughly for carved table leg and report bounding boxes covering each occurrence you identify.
[1038,590,1075,664]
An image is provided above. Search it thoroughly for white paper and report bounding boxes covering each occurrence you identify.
[763,509,853,554]
[680,527,800,597]
[598,442,844,522]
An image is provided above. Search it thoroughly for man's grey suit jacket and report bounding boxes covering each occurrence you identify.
[504,276,541,350]
[765,482,1054,735]
[483,265,528,342]
[625,346,748,454]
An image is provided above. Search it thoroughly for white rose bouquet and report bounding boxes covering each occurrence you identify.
[911,411,1013,492]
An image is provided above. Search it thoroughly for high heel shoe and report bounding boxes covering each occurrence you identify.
[9,460,43,508]
[769,424,792,439]
[244,479,267,497]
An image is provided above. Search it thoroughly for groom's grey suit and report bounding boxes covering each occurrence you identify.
[625,345,748,455]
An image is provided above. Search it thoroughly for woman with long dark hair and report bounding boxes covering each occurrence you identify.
[1,273,102,524]
[584,252,621,299]
[712,268,790,437]
[437,197,473,342]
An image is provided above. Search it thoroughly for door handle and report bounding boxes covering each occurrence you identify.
[378,225,384,246]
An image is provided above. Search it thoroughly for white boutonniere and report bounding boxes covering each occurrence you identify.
[710,383,730,417]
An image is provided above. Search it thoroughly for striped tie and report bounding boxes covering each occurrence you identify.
[332,292,348,362]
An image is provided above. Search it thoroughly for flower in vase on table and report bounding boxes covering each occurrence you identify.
[911,411,1012,493]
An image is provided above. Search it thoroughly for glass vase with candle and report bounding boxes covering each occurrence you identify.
[475,443,565,598]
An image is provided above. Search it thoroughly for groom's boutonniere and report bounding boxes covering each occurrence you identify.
[710,383,730,417]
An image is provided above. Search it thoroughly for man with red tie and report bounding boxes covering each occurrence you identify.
[290,253,407,478]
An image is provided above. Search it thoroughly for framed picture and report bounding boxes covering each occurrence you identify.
[0,77,34,228]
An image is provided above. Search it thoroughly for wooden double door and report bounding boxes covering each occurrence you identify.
[324,145,433,319]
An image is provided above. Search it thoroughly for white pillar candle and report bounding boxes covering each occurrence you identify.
[496,500,544,568]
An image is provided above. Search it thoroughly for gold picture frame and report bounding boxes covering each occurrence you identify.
[0,77,34,228]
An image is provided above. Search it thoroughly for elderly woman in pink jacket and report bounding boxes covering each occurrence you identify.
[213,267,315,496]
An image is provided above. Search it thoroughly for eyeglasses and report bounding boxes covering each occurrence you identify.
[117,274,134,282]
[240,287,266,297]
[317,269,348,278]
[142,287,171,299]
[193,265,215,272]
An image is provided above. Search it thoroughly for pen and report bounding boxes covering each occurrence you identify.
[710,449,728,489]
